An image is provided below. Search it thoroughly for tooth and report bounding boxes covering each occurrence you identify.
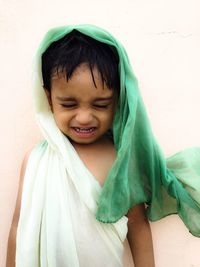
[74,127,95,133]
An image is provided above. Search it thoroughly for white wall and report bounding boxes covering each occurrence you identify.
[1,0,200,266]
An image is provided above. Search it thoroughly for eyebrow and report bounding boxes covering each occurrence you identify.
[56,97,76,101]
[94,97,114,101]
[56,96,114,101]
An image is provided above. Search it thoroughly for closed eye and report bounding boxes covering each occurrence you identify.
[61,103,77,108]
[93,104,110,109]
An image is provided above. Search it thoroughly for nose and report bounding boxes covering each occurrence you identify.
[75,108,94,125]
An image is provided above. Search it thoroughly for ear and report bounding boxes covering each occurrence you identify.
[44,89,53,110]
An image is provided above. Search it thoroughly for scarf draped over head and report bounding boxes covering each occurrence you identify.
[17,26,200,267]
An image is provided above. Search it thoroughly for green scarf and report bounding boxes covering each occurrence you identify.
[36,24,200,237]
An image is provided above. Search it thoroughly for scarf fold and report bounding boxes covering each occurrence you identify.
[17,24,200,266]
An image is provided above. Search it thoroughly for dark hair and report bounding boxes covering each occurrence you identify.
[41,30,120,93]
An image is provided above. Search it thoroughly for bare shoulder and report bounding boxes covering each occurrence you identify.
[11,149,32,227]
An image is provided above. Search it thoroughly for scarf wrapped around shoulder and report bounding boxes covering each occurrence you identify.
[16,24,200,266]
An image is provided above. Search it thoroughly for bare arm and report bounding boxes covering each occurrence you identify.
[6,151,30,267]
[127,204,155,267]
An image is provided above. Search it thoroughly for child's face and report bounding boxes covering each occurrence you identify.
[46,64,116,144]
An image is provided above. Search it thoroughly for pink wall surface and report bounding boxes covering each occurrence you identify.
[1,0,200,266]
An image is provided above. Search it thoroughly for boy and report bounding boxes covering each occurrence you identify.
[7,26,155,267]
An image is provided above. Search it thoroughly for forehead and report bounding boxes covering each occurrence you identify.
[51,64,114,98]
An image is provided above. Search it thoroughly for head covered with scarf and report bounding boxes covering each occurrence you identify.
[27,25,200,237]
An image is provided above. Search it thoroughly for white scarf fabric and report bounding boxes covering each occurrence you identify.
[16,66,128,266]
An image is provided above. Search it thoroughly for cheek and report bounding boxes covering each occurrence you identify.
[53,111,69,126]
[101,111,114,126]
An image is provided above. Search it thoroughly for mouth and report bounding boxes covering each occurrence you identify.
[72,127,96,133]
[71,127,97,138]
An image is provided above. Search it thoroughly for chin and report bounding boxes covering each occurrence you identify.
[72,138,98,145]
[65,135,98,145]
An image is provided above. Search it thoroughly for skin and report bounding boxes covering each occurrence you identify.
[6,63,155,267]
[127,205,155,267]
[6,150,31,267]
[46,64,116,145]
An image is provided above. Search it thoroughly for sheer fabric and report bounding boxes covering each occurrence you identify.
[16,24,200,266]
[34,24,200,236]
[16,133,128,266]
